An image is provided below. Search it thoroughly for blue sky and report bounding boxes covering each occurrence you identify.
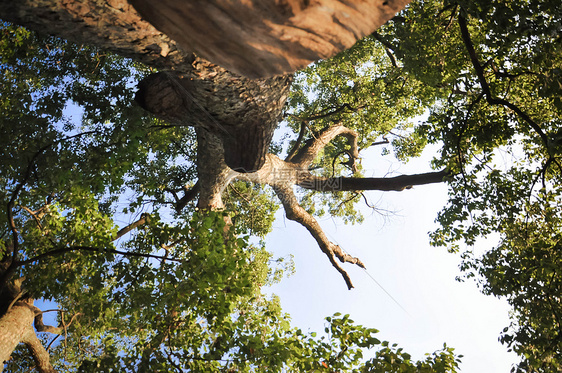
[265,145,519,371]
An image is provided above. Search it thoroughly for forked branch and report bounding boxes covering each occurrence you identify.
[457,14,550,148]
[30,304,62,335]
[289,124,360,168]
[273,185,365,289]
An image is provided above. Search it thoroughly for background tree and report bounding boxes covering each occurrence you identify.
[374,1,562,370]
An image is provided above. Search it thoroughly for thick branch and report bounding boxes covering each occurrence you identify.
[290,125,360,168]
[273,185,365,290]
[114,213,151,241]
[22,326,57,373]
[130,0,412,78]
[0,301,57,372]
[195,128,232,210]
[298,169,449,192]
[175,182,201,213]
[30,305,62,335]
[0,0,196,76]
[0,302,34,365]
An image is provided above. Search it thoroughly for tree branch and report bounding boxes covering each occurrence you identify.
[114,213,151,241]
[273,185,365,289]
[285,121,308,162]
[175,182,200,212]
[5,132,98,263]
[289,124,360,168]
[298,169,449,192]
[22,325,58,373]
[16,246,182,267]
[372,31,398,67]
[30,304,62,335]
[457,14,550,148]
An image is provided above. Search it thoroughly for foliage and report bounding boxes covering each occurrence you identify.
[285,31,435,223]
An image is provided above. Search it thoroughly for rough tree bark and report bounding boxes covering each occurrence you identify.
[130,0,412,78]
[0,303,58,373]
[0,0,412,78]
[0,279,59,373]
[134,66,292,172]
[0,303,35,369]
[0,0,290,171]
[0,0,411,170]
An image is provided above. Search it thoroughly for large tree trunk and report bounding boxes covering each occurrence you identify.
[134,64,292,172]
[0,0,196,75]
[130,0,412,78]
[0,0,411,78]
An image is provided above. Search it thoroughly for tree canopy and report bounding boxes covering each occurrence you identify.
[1,0,562,371]
[0,21,458,373]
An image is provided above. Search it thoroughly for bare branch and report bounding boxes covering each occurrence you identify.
[175,182,200,212]
[331,150,358,176]
[114,213,151,240]
[298,169,449,192]
[21,206,44,230]
[289,124,360,168]
[273,185,365,289]
[30,304,62,335]
[369,137,390,147]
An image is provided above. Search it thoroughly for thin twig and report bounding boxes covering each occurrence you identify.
[17,246,183,266]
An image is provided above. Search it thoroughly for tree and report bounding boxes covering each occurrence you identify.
[1,0,561,371]
[379,2,562,370]
[0,22,460,372]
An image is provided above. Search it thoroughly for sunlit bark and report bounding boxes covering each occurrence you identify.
[0,301,58,373]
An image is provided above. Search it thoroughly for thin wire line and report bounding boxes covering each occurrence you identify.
[361,268,412,318]
[326,231,412,318]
